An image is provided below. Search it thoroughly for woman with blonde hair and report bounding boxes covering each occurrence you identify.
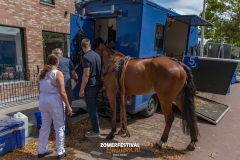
[37,54,72,159]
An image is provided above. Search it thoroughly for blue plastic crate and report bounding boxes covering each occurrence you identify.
[34,111,42,129]
[227,85,230,94]
[16,127,25,148]
[231,72,237,84]
[0,116,25,155]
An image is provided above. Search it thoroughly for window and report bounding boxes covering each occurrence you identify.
[42,32,70,62]
[0,26,25,81]
[40,0,54,5]
[75,0,83,3]
[154,24,164,50]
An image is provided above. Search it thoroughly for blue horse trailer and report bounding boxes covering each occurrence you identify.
[70,0,212,117]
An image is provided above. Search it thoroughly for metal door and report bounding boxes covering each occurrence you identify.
[70,14,94,100]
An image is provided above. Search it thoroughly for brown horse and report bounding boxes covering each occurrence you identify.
[96,44,199,150]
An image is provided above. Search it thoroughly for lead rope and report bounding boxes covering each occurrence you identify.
[118,57,131,137]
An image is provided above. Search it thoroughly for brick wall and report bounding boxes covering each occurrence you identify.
[0,0,75,70]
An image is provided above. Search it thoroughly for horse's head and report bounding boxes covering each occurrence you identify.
[95,43,112,58]
[94,37,106,48]
[108,25,116,44]
[97,44,126,65]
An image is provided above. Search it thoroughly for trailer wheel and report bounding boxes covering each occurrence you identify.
[140,95,158,117]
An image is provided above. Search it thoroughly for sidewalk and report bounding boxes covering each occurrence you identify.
[182,83,240,160]
[1,83,240,160]
[1,99,189,160]
[0,99,88,144]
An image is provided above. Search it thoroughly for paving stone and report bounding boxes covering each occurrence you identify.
[74,150,97,160]
[22,157,37,160]
[90,151,102,156]
[100,153,113,159]
[20,104,191,160]
[111,157,123,160]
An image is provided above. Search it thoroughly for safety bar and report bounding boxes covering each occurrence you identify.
[82,5,122,17]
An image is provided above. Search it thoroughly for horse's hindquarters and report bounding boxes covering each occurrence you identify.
[124,60,154,94]
[124,57,186,96]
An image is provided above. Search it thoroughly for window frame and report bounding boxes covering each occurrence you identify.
[0,26,27,82]
[42,31,70,62]
[40,0,55,7]
[154,23,165,50]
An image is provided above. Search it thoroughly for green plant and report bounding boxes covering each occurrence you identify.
[231,54,238,59]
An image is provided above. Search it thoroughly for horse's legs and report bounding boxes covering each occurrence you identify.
[156,99,175,148]
[106,91,117,140]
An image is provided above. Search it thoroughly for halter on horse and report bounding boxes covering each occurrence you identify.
[96,44,199,150]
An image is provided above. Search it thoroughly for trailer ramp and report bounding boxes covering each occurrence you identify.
[195,95,231,124]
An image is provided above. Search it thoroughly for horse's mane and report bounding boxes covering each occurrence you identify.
[105,45,117,53]
[103,45,125,58]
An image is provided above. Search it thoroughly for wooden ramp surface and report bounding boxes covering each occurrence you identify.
[195,94,230,124]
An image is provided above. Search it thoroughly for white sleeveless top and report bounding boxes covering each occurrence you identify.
[38,69,59,94]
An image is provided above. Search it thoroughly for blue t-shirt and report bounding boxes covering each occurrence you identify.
[82,50,102,88]
[58,56,74,88]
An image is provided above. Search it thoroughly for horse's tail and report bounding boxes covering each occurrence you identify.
[181,64,199,140]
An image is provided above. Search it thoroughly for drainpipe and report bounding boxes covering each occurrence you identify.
[200,0,206,57]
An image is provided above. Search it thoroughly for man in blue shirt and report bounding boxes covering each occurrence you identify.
[79,38,102,137]
[52,48,78,135]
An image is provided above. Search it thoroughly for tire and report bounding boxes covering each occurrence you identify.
[140,95,158,117]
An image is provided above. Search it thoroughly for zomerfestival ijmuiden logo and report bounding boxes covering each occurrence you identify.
[100,143,141,157]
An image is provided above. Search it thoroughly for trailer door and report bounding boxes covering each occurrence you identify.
[70,14,94,100]
[168,14,213,54]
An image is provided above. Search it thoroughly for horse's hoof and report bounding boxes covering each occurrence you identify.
[187,142,195,151]
[156,140,163,148]
[106,134,114,140]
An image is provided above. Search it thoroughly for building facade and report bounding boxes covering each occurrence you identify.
[0,0,75,107]
[0,0,75,75]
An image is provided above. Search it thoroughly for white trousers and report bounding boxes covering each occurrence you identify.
[38,93,65,155]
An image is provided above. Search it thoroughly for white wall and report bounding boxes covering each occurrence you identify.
[166,20,188,59]
[95,19,109,43]
[108,18,116,30]
[94,18,117,44]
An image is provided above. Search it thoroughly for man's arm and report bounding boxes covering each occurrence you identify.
[69,60,78,84]
[79,68,90,98]
[71,70,78,84]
